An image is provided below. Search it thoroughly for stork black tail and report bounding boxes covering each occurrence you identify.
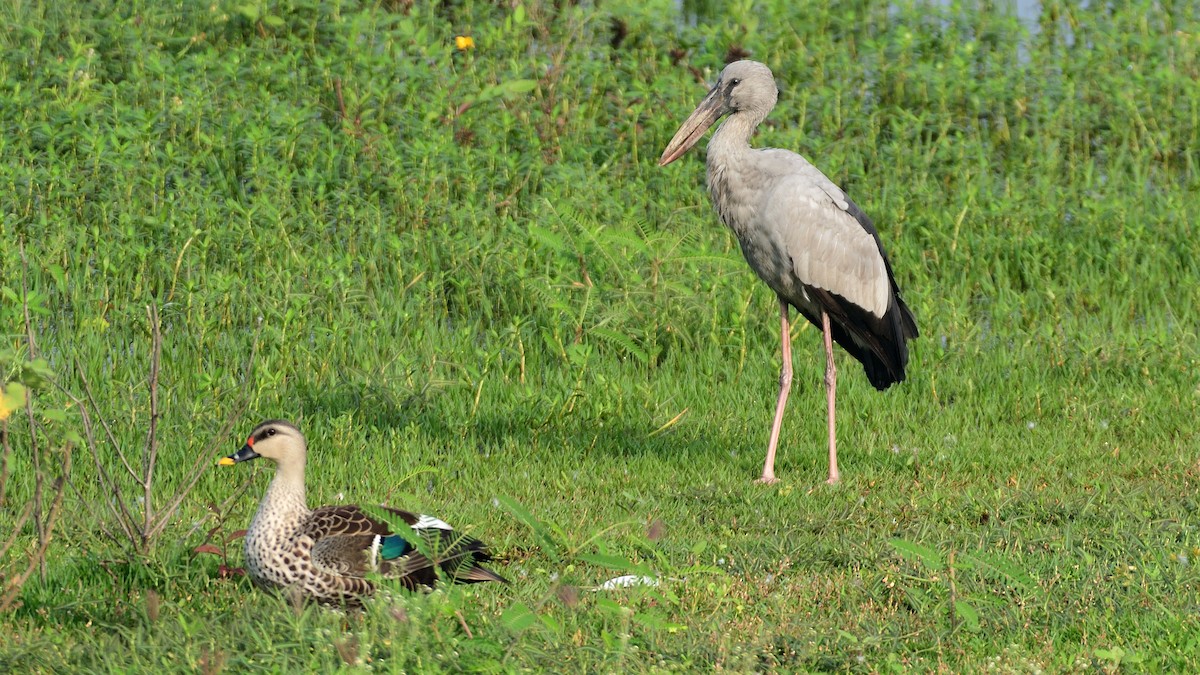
[804,288,918,391]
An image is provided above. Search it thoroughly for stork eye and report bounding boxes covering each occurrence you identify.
[267,428,277,437]
[729,78,741,86]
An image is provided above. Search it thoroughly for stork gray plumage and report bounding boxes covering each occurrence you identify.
[659,60,918,484]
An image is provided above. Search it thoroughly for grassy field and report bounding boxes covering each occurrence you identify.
[2,0,1199,671]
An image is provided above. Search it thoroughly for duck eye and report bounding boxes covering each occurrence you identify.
[729,78,741,86]
[267,428,277,437]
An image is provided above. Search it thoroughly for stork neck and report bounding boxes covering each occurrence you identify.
[708,109,765,161]
[703,109,773,236]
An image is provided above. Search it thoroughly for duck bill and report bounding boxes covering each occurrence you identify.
[658,86,726,167]
[218,444,260,466]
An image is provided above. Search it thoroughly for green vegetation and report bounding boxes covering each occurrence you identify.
[2,0,1198,670]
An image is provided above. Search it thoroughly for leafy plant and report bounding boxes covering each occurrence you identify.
[0,252,74,612]
[888,538,1046,636]
[63,305,256,556]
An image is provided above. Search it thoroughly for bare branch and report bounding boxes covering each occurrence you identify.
[147,317,262,542]
[18,242,46,579]
[0,418,10,505]
[182,471,258,542]
[0,443,72,611]
[146,404,246,541]
[142,304,163,549]
[74,359,140,484]
[69,381,139,550]
[0,501,34,561]
[18,243,37,359]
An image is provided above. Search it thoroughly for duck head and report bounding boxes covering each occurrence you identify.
[220,419,307,467]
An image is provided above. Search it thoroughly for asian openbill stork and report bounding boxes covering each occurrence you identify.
[659,60,918,484]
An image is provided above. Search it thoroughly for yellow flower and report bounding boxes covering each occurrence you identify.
[455,35,475,50]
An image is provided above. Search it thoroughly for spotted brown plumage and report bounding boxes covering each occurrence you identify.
[220,420,507,606]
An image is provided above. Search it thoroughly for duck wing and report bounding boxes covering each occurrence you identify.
[305,505,508,587]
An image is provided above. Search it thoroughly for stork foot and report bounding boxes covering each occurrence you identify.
[825,474,840,485]
[755,475,780,486]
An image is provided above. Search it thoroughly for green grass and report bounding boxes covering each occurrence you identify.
[2,0,1199,671]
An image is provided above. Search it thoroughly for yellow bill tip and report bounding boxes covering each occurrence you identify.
[218,457,236,467]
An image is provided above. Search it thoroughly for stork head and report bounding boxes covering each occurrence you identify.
[219,419,307,468]
[659,60,778,166]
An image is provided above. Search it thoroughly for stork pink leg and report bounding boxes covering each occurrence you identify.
[757,297,792,484]
[822,310,840,484]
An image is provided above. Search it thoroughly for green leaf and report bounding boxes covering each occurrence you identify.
[954,600,980,632]
[476,79,538,104]
[500,602,537,632]
[576,552,635,571]
[360,506,422,552]
[538,613,563,635]
[889,538,945,571]
[588,327,649,365]
[903,587,931,612]
[47,264,66,290]
[1,382,27,421]
[494,495,560,558]
[565,343,592,367]
[675,563,724,577]
[42,408,67,423]
[528,224,570,254]
[964,552,1042,596]
[20,358,55,388]
[631,610,686,632]
[593,597,626,616]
